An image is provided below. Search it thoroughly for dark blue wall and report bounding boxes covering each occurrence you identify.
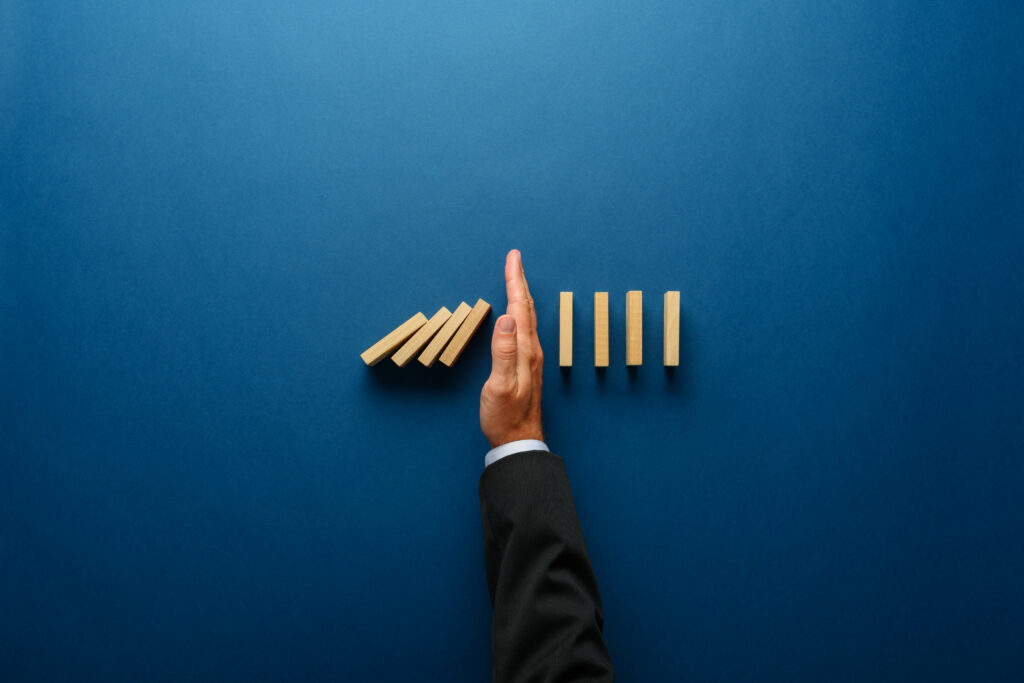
[3,1,1022,680]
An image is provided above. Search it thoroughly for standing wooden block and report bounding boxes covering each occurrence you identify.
[419,302,472,367]
[626,290,642,366]
[594,292,609,367]
[360,312,428,366]
[439,298,491,367]
[392,306,452,367]
[559,292,573,367]
[664,291,680,367]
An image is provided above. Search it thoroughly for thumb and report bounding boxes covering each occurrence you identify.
[489,315,518,389]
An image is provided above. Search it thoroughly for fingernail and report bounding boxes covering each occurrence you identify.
[499,316,516,333]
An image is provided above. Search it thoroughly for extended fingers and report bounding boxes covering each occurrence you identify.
[505,249,537,333]
[504,249,530,306]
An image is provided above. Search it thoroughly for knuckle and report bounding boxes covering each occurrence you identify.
[493,346,516,362]
[484,376,513,397]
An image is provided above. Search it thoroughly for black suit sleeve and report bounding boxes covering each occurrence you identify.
[479,450,614,683]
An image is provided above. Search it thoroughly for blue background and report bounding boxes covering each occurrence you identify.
[2,1,1023,680]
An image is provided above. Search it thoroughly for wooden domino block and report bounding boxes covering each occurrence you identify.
[419,302,472,367]
[360,312,428,366]
[626,290,642,366]
[664,291,680,367]
[439,298,491,367]
[594,292,609,367]
[559,292,573,367]
[391,306,452,367]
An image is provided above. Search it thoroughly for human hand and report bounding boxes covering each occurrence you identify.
[479,249,544,448]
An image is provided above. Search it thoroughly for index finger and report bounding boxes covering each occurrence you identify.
[504,249,536,333]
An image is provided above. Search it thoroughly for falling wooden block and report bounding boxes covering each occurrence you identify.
[439,298,491,367]
[626,290,642,366]
[594,292,609,367]
[419,302,472,367]
[559,292,573,367]
[391,306,452,367]
[664,291,680,367]
[360,312,428,366]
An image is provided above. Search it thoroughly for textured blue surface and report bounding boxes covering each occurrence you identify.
[3,1,1023,681]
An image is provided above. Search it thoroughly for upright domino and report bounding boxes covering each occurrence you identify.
[594,292,609,367]
[626,290,642,366]
[392,306,452,367]
[664,291,680,367]
[439,298,491,367]
[559,292,573,367]
[419,302,472,367]
[360,312,428,366]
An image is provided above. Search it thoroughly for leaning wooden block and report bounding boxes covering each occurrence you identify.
[664,291,680,367]
[559,292,573,367]
[418,301,472,367]
[360,312,428,366]
[626,290,642,366]
[392,306,452,367]
[594,292,609,367]
[439,298,491,367]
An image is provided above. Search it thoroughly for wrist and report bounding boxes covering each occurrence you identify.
[488,428,544,449]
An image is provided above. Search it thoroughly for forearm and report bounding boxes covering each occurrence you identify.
[479,450,613,682]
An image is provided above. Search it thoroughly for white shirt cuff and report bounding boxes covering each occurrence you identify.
[484,439,549,468]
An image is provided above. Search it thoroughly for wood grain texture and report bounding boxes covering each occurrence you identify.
[664,291,680,367]
[626,290,642,366]
[439,298,491,367]
[418,301,472,367]
[559,291,573,367]
[594,292,609,367]
[360,312,427,366]
[391,306,452,367]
